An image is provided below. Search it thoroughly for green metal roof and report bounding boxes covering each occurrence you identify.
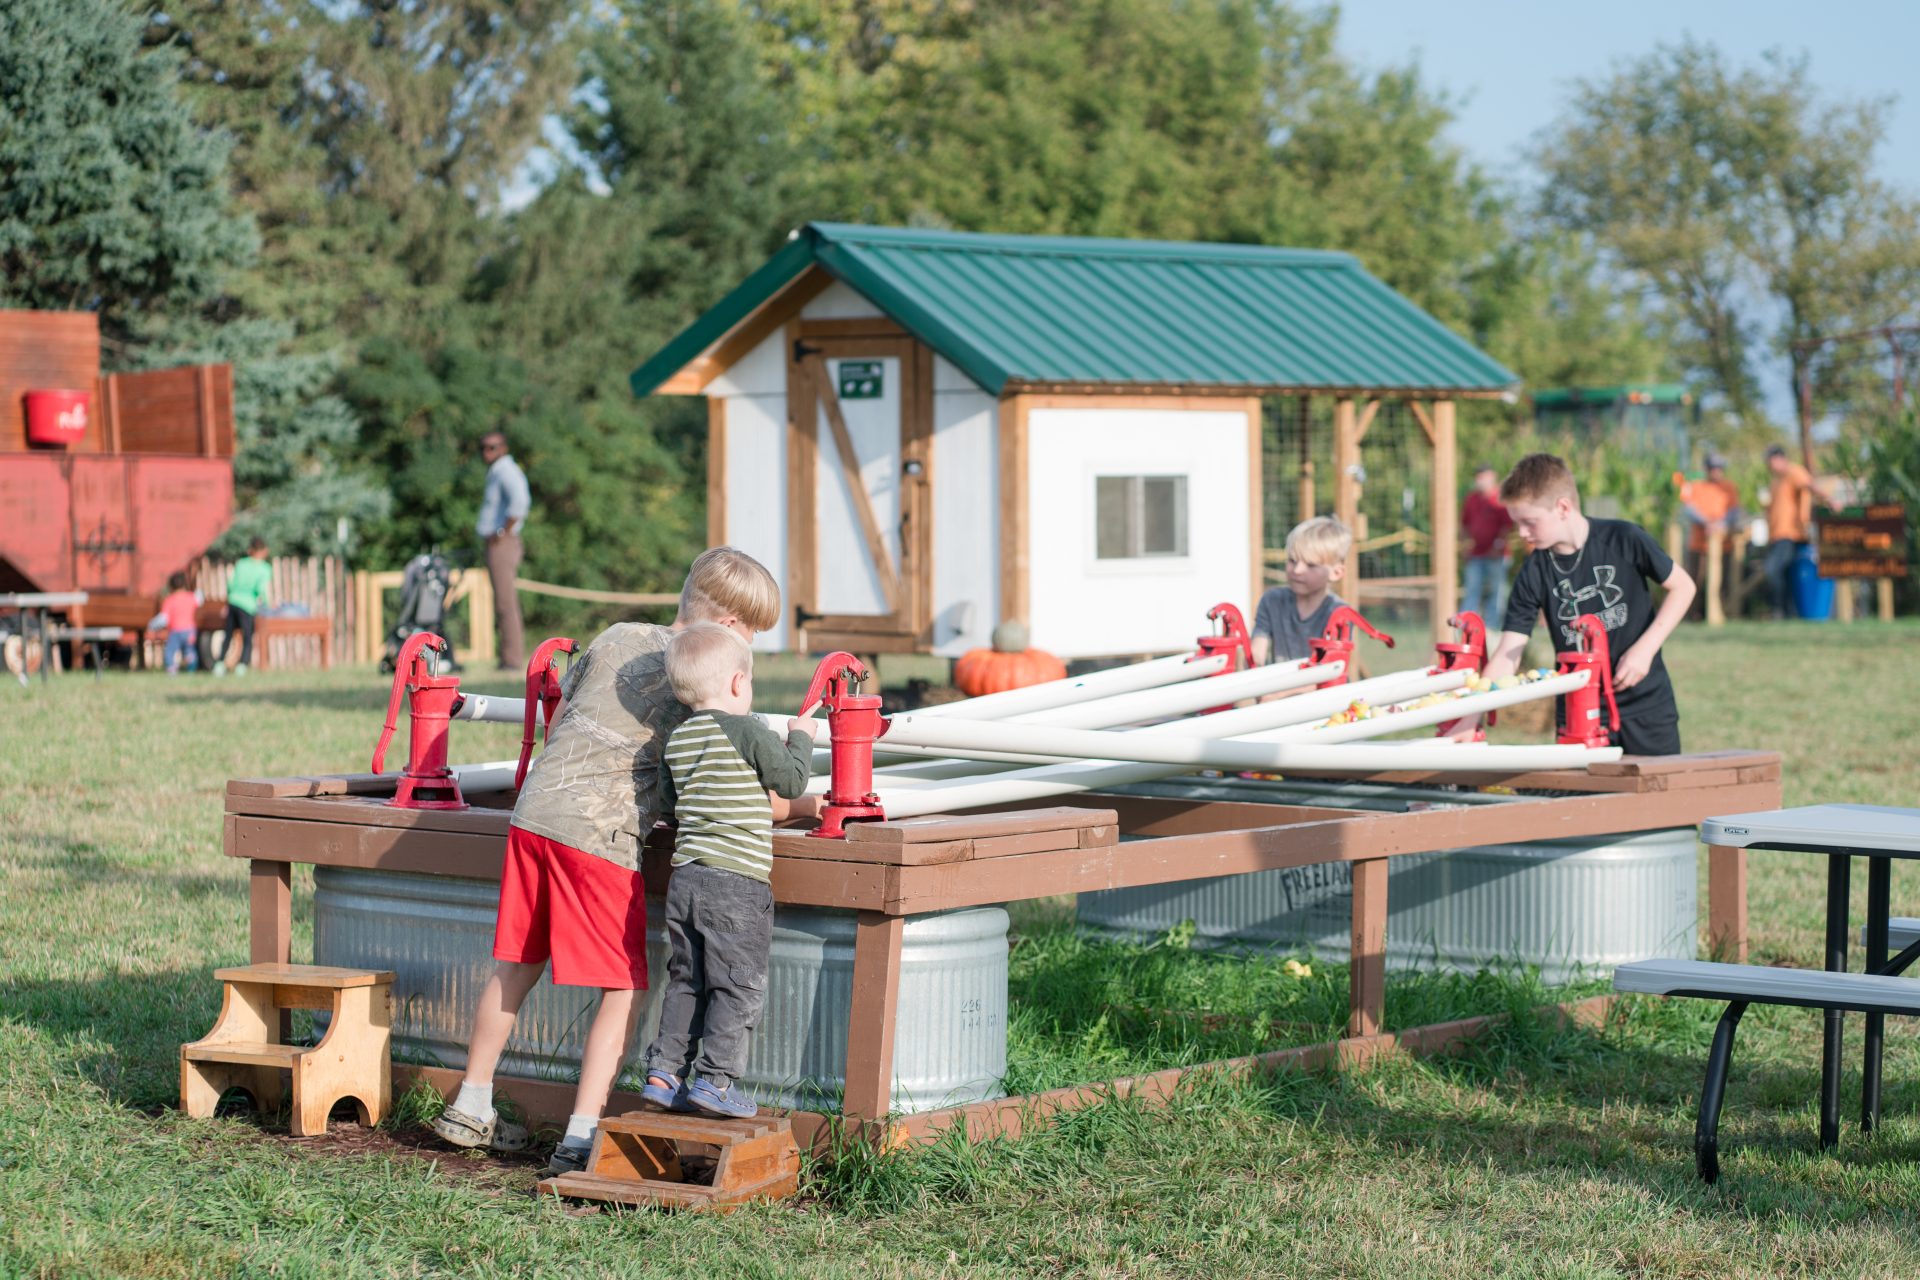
[1533,384,1691,408]
[630,222,1518,398]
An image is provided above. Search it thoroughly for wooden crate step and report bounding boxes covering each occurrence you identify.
[599,1109,779,1144]
[214,963,394,989]
[181,1041,308,1068]
[538,1111,801,1212]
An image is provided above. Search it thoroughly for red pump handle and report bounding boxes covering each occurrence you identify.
[1447,611,1486,658]
[1323,605,1395,649]
[515,636,577,789]
[1574,614,1620,733]
[371,632,445,773]
[799,651,873,717]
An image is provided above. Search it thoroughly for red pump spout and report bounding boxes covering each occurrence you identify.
[1307,605,1394,689]
[370,632,467,810]
[802,651,887,839]
[1554,614,1621,749]
[514,636,577,789]
[1433,611,1491,741]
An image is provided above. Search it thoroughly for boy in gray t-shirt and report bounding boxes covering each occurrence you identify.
[1251,516,1352,665]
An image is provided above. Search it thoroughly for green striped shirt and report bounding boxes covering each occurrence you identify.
[661,711,814,883]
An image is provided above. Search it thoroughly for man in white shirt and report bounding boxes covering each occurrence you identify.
[476,431,530,669]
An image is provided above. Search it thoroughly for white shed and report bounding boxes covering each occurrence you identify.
[628,224,1515,659]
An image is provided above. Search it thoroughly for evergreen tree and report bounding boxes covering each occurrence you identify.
[0,0,254,343]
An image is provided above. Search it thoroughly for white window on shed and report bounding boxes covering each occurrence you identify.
[1095,474,1189,559]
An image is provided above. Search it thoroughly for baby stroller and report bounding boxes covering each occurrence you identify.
[379,551,459,674]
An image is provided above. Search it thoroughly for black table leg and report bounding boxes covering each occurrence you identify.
[1863,855,1891,1133]
[1821,852,1851,1151]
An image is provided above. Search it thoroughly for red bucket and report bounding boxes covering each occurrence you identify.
[25,389,90,445]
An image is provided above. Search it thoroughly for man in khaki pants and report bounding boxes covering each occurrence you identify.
[476,431,530,669]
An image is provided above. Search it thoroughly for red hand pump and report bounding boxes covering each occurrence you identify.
[802,651,886,839]
[514,636,577,789]
[1307,605,1394,689]
[1432,611,1491,741]
[1554,614,1620,749]
[370,632,467,810]
[1192,602,1253,673]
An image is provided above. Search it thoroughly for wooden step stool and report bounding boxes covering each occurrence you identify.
[181,963,394,1136]
[539,1110,801,1212]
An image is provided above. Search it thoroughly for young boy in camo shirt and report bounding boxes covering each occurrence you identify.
[640,623,819,1119]
[430,547,794,1173]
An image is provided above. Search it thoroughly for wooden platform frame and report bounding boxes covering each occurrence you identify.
[224,750,1779,1144]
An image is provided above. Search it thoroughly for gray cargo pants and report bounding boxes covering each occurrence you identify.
[644,861,773,1089]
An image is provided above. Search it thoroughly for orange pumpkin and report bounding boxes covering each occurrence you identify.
[952,621,1066,697]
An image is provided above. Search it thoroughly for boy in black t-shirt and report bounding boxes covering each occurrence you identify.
[1452,453,1696,756]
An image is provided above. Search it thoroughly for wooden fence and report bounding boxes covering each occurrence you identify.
[192,556,350,671]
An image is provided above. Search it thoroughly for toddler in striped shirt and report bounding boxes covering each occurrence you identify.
[641,623,820,1119]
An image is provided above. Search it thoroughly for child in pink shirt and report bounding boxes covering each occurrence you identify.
[160,573,201,674]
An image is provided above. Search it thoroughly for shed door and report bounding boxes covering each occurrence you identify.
[789,332,931,652]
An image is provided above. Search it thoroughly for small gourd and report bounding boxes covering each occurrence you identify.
[952,620,1067,697]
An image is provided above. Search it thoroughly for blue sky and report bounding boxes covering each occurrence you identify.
[1336,0,1920,195]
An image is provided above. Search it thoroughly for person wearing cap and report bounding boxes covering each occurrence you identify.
[1680,453,1742,620]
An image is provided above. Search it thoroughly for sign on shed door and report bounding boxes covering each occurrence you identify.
[791,334,930,650]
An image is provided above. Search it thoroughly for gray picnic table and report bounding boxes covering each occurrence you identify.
[1619,804,1920,1179]
[0,591,92,686]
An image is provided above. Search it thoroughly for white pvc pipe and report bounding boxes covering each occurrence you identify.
[824,667,1464,789]
[808,656,1340,772]
[451,693,527,724]
[913,651,1229,720]
[1243,671,1589,744]
[876,741,1620,818]
[1004,658,1339,728]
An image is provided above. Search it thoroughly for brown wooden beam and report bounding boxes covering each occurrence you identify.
[1349,857,1387,1038]
[842,913,905,1123]
[1430,399,1458,641]
[706,396,727,547]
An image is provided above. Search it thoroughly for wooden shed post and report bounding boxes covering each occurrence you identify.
[1333,398,1360,590]
[1246,397,1265,607]
[998,394,1031,627]
[706,396,727,548]
[1296,395,1314,520]
[1430,399,1459,642]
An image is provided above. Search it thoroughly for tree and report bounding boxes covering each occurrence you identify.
[0,0,254,343]
[1535,40,1920,457]
[341,338,695,633]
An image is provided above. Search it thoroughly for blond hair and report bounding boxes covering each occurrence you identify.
[666,622,752,707]
[1285,516,1351,567]
[1500,453,1580,506]
[680,546,780,633]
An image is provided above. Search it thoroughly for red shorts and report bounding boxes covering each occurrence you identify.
[493,825,649,989]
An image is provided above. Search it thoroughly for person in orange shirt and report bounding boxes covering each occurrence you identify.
[1680,453,1742,619]
[1763,444,1819,619]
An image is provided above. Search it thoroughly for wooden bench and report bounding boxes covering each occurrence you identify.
[1614,959,1920,1181]
[181,962,393,1136]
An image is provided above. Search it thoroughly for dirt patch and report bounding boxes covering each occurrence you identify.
[205,1104,553,1193]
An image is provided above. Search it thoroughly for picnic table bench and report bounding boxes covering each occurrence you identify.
[1616,803,1920,1181]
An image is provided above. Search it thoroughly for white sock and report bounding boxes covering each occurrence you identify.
[453,1079,494,1121]
[564,1113,597,1146]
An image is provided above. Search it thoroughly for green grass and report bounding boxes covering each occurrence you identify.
[5,622,1920,1277]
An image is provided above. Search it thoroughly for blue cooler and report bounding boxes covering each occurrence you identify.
[1792,543,1835,620]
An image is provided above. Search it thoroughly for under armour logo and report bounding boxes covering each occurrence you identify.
[1553,566,1623,622]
